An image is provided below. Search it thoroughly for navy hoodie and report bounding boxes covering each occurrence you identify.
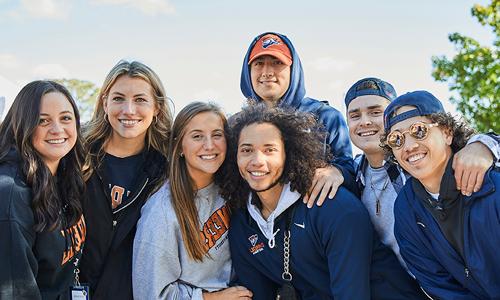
[240,32,356,191]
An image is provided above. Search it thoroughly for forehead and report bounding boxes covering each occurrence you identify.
[239,122,283,145]
[348,95,390,112]
[390,115,432,131]
[40,92,73,113]
[186,111,224,130]
[110,75,152,94]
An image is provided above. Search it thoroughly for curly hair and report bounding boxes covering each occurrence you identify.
[218,103,330,209]
[380,112,476,163]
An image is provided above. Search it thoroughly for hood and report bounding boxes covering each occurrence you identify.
[240,32,306,109]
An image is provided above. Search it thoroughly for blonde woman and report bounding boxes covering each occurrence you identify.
[79,60,172,300]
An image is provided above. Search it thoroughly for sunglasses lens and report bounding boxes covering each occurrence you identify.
[387,131,404,149]
[410,123,429,140]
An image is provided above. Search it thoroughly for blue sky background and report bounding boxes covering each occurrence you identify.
[0,0,494,121]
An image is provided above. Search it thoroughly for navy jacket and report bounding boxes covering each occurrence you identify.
[240,32,356,193]
[394,168,500,299]
[229,187,422,299]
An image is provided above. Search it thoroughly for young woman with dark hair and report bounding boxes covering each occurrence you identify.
[133,102,252,300]
[79,60,173,300]
[0,80,86,299]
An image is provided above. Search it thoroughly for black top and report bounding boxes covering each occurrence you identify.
[103,152,145,211]
[0,149,85,300]
[413,156,465,261]
[79,147,165,300]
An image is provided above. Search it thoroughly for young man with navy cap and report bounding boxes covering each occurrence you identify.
[240,32,356,206]
[344,78,498,271]
[382,90,500,299]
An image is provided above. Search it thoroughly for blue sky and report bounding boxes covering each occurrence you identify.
[0,0,494,120]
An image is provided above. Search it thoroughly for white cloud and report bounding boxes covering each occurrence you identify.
[91,0,175,15]
[15,0,71,19]
[308,57,354,72]
[0,54,21,69]
[32,63,71,79]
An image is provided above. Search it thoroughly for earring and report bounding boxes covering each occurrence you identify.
[154,115,158,124]
[180,152,184,157]
[104,113,109,123]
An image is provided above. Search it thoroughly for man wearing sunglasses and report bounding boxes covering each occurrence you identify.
[382,91,500,299]
[345,78,499,272]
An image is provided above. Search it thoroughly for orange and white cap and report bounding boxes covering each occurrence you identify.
[248,34,292,66]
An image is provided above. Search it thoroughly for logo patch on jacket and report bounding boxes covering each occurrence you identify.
[248,234,265,255]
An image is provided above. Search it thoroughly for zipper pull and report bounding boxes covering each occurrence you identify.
[112,220,117,227]
[465,267,470,278]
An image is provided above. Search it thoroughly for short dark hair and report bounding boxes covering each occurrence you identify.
[219,103,330,208]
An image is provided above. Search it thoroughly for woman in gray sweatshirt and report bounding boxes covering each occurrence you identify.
[132,102,252,299]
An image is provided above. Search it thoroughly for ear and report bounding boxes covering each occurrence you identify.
[102,95,109,114]
[443,127,453,146]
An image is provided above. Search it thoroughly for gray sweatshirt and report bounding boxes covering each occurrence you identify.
[132,181,231,300]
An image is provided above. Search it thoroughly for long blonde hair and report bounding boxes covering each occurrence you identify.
[83,60,172,182]
[169,102,228,261]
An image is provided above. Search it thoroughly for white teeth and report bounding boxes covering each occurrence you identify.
[200,155,216,160]
[120,120,139,125]
[250,171,266,177]
[359,131,377,137]
[408,153,425,162]
[47,139,65,144]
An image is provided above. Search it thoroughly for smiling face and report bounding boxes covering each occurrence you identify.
[389,106,453,192]
[32,92,77,174]
[347,95,390,155]
[181,111,227,189]
[103,75,158,150]
[250,55,291,106]
[237,122,286,201]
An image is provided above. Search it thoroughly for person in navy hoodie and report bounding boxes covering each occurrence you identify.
[221,103,423,299]
[382,90,500,299]
[240,32,355,206]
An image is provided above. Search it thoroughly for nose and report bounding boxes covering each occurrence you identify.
[203,137,214,150]
[250,150,265,166]
[261,63,274,77]
[49,121,64,134]
[403,134,419,152]
[360,113,372,126]
[122,100,136,114]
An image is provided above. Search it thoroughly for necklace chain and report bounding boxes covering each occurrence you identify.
[369,174,390,216]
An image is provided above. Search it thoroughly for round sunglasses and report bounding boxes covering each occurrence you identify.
[386,122,439,149]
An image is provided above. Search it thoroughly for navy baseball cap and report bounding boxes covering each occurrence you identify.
[384,90,445,132]
[344,77,397,109]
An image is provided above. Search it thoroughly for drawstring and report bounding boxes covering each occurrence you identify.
[268,228,281,248]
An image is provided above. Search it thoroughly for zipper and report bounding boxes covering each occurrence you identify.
[113,177,149,214]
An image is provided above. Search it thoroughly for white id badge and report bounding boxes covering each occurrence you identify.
[70,285,90,300]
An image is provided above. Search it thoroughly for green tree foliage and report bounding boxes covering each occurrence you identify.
[432,0,499,132]
[54,79,99,123]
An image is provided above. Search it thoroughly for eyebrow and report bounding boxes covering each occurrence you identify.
[40,111,74,116]
[348,105,384,114]
[110,91,149,97]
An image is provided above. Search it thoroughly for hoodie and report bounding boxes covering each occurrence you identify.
[0,149,85,300]
[240,32,355,192]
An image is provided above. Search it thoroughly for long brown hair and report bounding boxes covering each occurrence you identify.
[83,60,172,189]
[0,80,85,232]
[169,102,228,261]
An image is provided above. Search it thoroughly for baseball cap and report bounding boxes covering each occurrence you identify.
[344,77,397,109]
[248,33,292,66]
[384,90,445,132]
